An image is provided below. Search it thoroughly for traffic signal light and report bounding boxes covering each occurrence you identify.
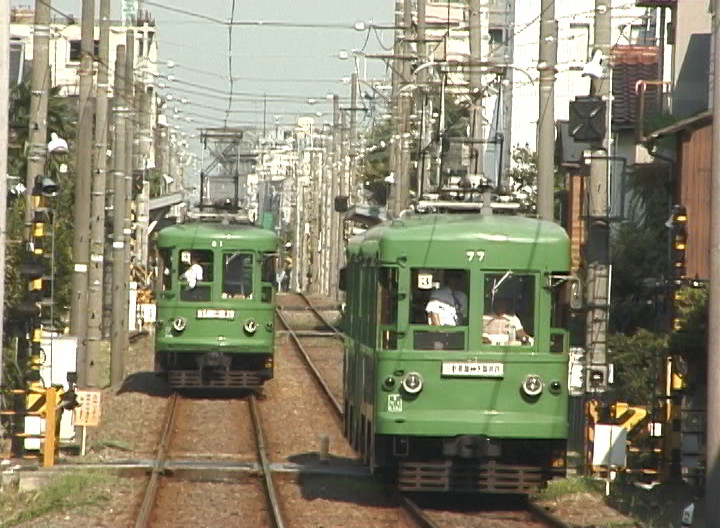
[669,205,687,284]
[569,96,606,144]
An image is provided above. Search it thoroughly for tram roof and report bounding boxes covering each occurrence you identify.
[156,221,278,248]
[348,214,570,270]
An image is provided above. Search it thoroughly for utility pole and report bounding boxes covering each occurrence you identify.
[0,0,10,385]
[398,0,413,210]
[70,0,95,386]
[388,0,406,217]
[349,71,358,201]
[86,0,111,387]
[469,0,484,187]
[135,82,151,266]
[329,95,340,300]
[111,44,128,386]
[124,28,135,339]
[537,0,557,221]
[706,0,720,518]
[24,0,50,231]
[585,0,611,390]
[416,0,431,196]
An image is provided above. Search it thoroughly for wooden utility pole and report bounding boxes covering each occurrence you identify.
[537,0,557,221]
[111,44,128,386]
[585,0,611,390]
[0,0,9,383]
[87,0,111,387]
[70,0,95,386]
[706,0,720,518]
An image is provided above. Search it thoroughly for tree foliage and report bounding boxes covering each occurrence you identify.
[608,329,668,404]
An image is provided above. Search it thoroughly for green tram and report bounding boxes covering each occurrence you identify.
[154,218,279,389]
[341,213,578,493]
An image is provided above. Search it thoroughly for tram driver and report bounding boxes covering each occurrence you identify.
[482,297,532,345]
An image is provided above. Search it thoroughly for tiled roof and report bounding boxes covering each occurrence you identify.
[611,46,661,130]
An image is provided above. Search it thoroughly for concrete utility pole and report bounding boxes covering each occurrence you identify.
[537,0,557,221]
[585,0,611,389]
[0,0,10,385]
[329,95,340,300]
[111,44,128,386]
[135,82,151,266]
[86,0,111,388]
[398,0,413,208]
[706,0,720,518]
[124,29,135,337]
[468,0,484,184]
[24,0,50,231]
[70,0,95,386]
[416,0,431,196]
[349,71,359,201]
[388,0,410,217]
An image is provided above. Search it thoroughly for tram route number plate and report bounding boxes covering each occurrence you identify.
[196,309,236,320]
[441,362,504,377]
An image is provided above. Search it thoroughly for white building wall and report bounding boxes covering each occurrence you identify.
[10,20,158,98]
[510,0,654,154]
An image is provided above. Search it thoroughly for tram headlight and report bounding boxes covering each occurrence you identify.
[172,317,187,333]
[401,372,423,395]
[244,319,257,334]
[522,374,544,398]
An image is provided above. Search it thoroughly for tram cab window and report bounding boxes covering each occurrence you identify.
[410,269,469,326]
[378,267,398,350]
[179,250,212,301]
[482,272,535,346]
[410,268,468,351]
[261,253,278,303]
[158,248,172,291]
[222,252,253,299]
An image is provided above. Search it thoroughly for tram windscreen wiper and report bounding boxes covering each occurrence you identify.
[491,270,513,296]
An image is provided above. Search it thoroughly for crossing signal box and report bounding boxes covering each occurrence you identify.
[669,205,687,284]
[668,205,687,332]
[568,96,606,144]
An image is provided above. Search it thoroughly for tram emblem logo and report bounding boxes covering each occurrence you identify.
[388,394,403,413]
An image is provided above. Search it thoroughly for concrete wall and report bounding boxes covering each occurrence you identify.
[672,1,711,118]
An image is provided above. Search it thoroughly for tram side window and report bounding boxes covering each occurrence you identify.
[223,252,253,299]
[158,248,172,291]
[378,267,398,349]
[483,273,535,346]
[261,253,278,303]
[179,250,212,301]
[410,269,469,326]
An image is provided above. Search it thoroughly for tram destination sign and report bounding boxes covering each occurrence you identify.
[441,361,504,377]
[196,309,236,320]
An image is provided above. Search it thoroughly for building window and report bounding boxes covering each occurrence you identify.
[69,39,99,62]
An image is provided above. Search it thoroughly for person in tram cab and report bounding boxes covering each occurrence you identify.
[183,255,204,289]
[482,297,532,345]
[425,271,467,326]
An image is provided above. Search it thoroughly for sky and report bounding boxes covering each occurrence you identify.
[11,0,395,152]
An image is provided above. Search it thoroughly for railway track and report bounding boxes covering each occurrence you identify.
[277,293,571,528]
[133,393,287,528]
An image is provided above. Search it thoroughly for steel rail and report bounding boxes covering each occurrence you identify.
[275,308,343,419]
[527,500,575,528]
[134,393,179,528]
[129,329,149,343]
[399,495,441,528]
[297,292,342,336]
[249,394,287,528]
